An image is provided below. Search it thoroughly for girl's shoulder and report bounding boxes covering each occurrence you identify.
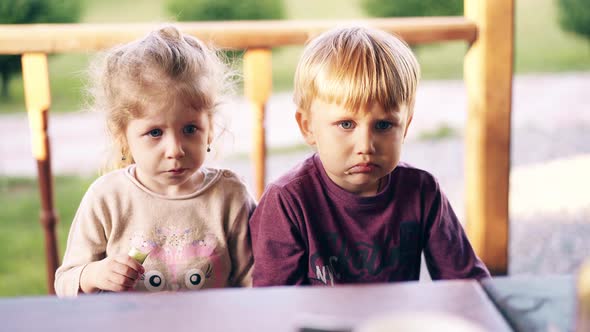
[74,168,132,209]
[202,167,254,199]
[86,167,130,195]
[202,167,256,207]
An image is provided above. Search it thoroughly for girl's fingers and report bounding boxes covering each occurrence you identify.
[105,278,134,292]
[96,254,145,292]
[112,262,141,280]
[115,255,145,274]
[108,272,137,289]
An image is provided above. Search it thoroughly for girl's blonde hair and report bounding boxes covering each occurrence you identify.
[293,25,420,116]
[87,25,232,173]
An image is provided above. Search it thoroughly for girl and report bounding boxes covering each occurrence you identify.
[55,26,255,296]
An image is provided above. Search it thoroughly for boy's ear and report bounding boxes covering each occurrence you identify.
[295,110,316,146]
[403,114,413,139]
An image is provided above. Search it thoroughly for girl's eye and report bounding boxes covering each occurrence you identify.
[148,129,163,137]
[183,125,198,135]
[375,121,393,130]
[338,121,355,130]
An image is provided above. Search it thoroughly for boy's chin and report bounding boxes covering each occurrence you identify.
[343,172,382,182]
[342,178,380,191]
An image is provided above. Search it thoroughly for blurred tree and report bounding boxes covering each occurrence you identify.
[361,0,462,18]
[168,0,284,22]
[557,0,590,42]
[0,0,83,99]
[361,0,463,60]
[167,0,284,60]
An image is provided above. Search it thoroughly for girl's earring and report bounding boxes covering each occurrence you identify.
[206,145,211,153]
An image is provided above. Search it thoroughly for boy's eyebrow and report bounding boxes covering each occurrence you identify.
[337,110,402,121]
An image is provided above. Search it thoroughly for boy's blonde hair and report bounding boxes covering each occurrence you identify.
[294,25,420,116]
[87,25,231,172]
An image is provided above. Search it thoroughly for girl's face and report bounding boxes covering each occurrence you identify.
[125,101,213,196]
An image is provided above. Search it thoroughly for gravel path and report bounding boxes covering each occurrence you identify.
[1,72,589,276]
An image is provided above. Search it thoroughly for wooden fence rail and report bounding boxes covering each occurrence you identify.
[0,17,476,53]
[0,2,513,294]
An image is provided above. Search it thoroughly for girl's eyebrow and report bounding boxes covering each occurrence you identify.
[138,121,164,129]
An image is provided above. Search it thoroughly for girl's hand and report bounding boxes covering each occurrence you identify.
[80,254,145,293]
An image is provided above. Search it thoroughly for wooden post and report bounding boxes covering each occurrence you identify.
[578,260,590,331]
[464,0,514,275]
[21,53,59,294]
[243,48,272,199]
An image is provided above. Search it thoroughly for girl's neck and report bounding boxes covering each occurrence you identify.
[133,166,205,197]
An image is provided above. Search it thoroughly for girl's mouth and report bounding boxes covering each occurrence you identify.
[168,168,187,174]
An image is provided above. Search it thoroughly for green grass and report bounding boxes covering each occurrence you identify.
[0,176,95,296]
[83,0,169,23]
[514,0,590,72]
[1,0,589,114]
[417,123,459,141]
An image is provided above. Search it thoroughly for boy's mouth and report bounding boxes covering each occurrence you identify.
[345,163,377,175]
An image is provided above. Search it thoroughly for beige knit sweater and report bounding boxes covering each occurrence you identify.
[55,166,256,297]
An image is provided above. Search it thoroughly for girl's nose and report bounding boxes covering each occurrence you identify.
[165,135,185,159]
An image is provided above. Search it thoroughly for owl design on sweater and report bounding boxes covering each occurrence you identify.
[129,227,223,292]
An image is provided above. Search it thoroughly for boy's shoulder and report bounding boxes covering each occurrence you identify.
[393,161,440,190]
[267,154,319,191]
[395,161,436,177]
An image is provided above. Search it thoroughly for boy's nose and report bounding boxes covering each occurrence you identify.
[165,135,185,159]
[356,128,376,154]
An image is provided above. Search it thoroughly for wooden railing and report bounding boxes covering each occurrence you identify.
[0,0,513,294]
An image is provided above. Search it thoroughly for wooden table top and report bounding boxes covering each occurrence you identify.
[0,279,511,332]
[482,275,574,332]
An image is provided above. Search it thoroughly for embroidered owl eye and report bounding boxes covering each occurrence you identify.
[184,268,205,290]
[144,270,166,292]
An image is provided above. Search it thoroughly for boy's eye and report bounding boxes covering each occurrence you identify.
[375,121,393,130]
[148,129,163,137]
[338,121,355,130]
[183,125,198,135]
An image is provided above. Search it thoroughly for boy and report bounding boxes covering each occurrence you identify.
[249,26,490,286]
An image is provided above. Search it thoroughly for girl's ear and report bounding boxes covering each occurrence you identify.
[295,110,316,146]
[207,114,214,145]
[118,134,130,157]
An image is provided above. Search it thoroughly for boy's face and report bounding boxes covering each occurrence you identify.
[296,99,412,196]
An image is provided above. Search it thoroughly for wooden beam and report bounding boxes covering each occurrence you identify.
[0,17,476,54]
[578,260,590,331]
[243,49,272,199]
[21,53,60,294]
[464,0,514,275]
